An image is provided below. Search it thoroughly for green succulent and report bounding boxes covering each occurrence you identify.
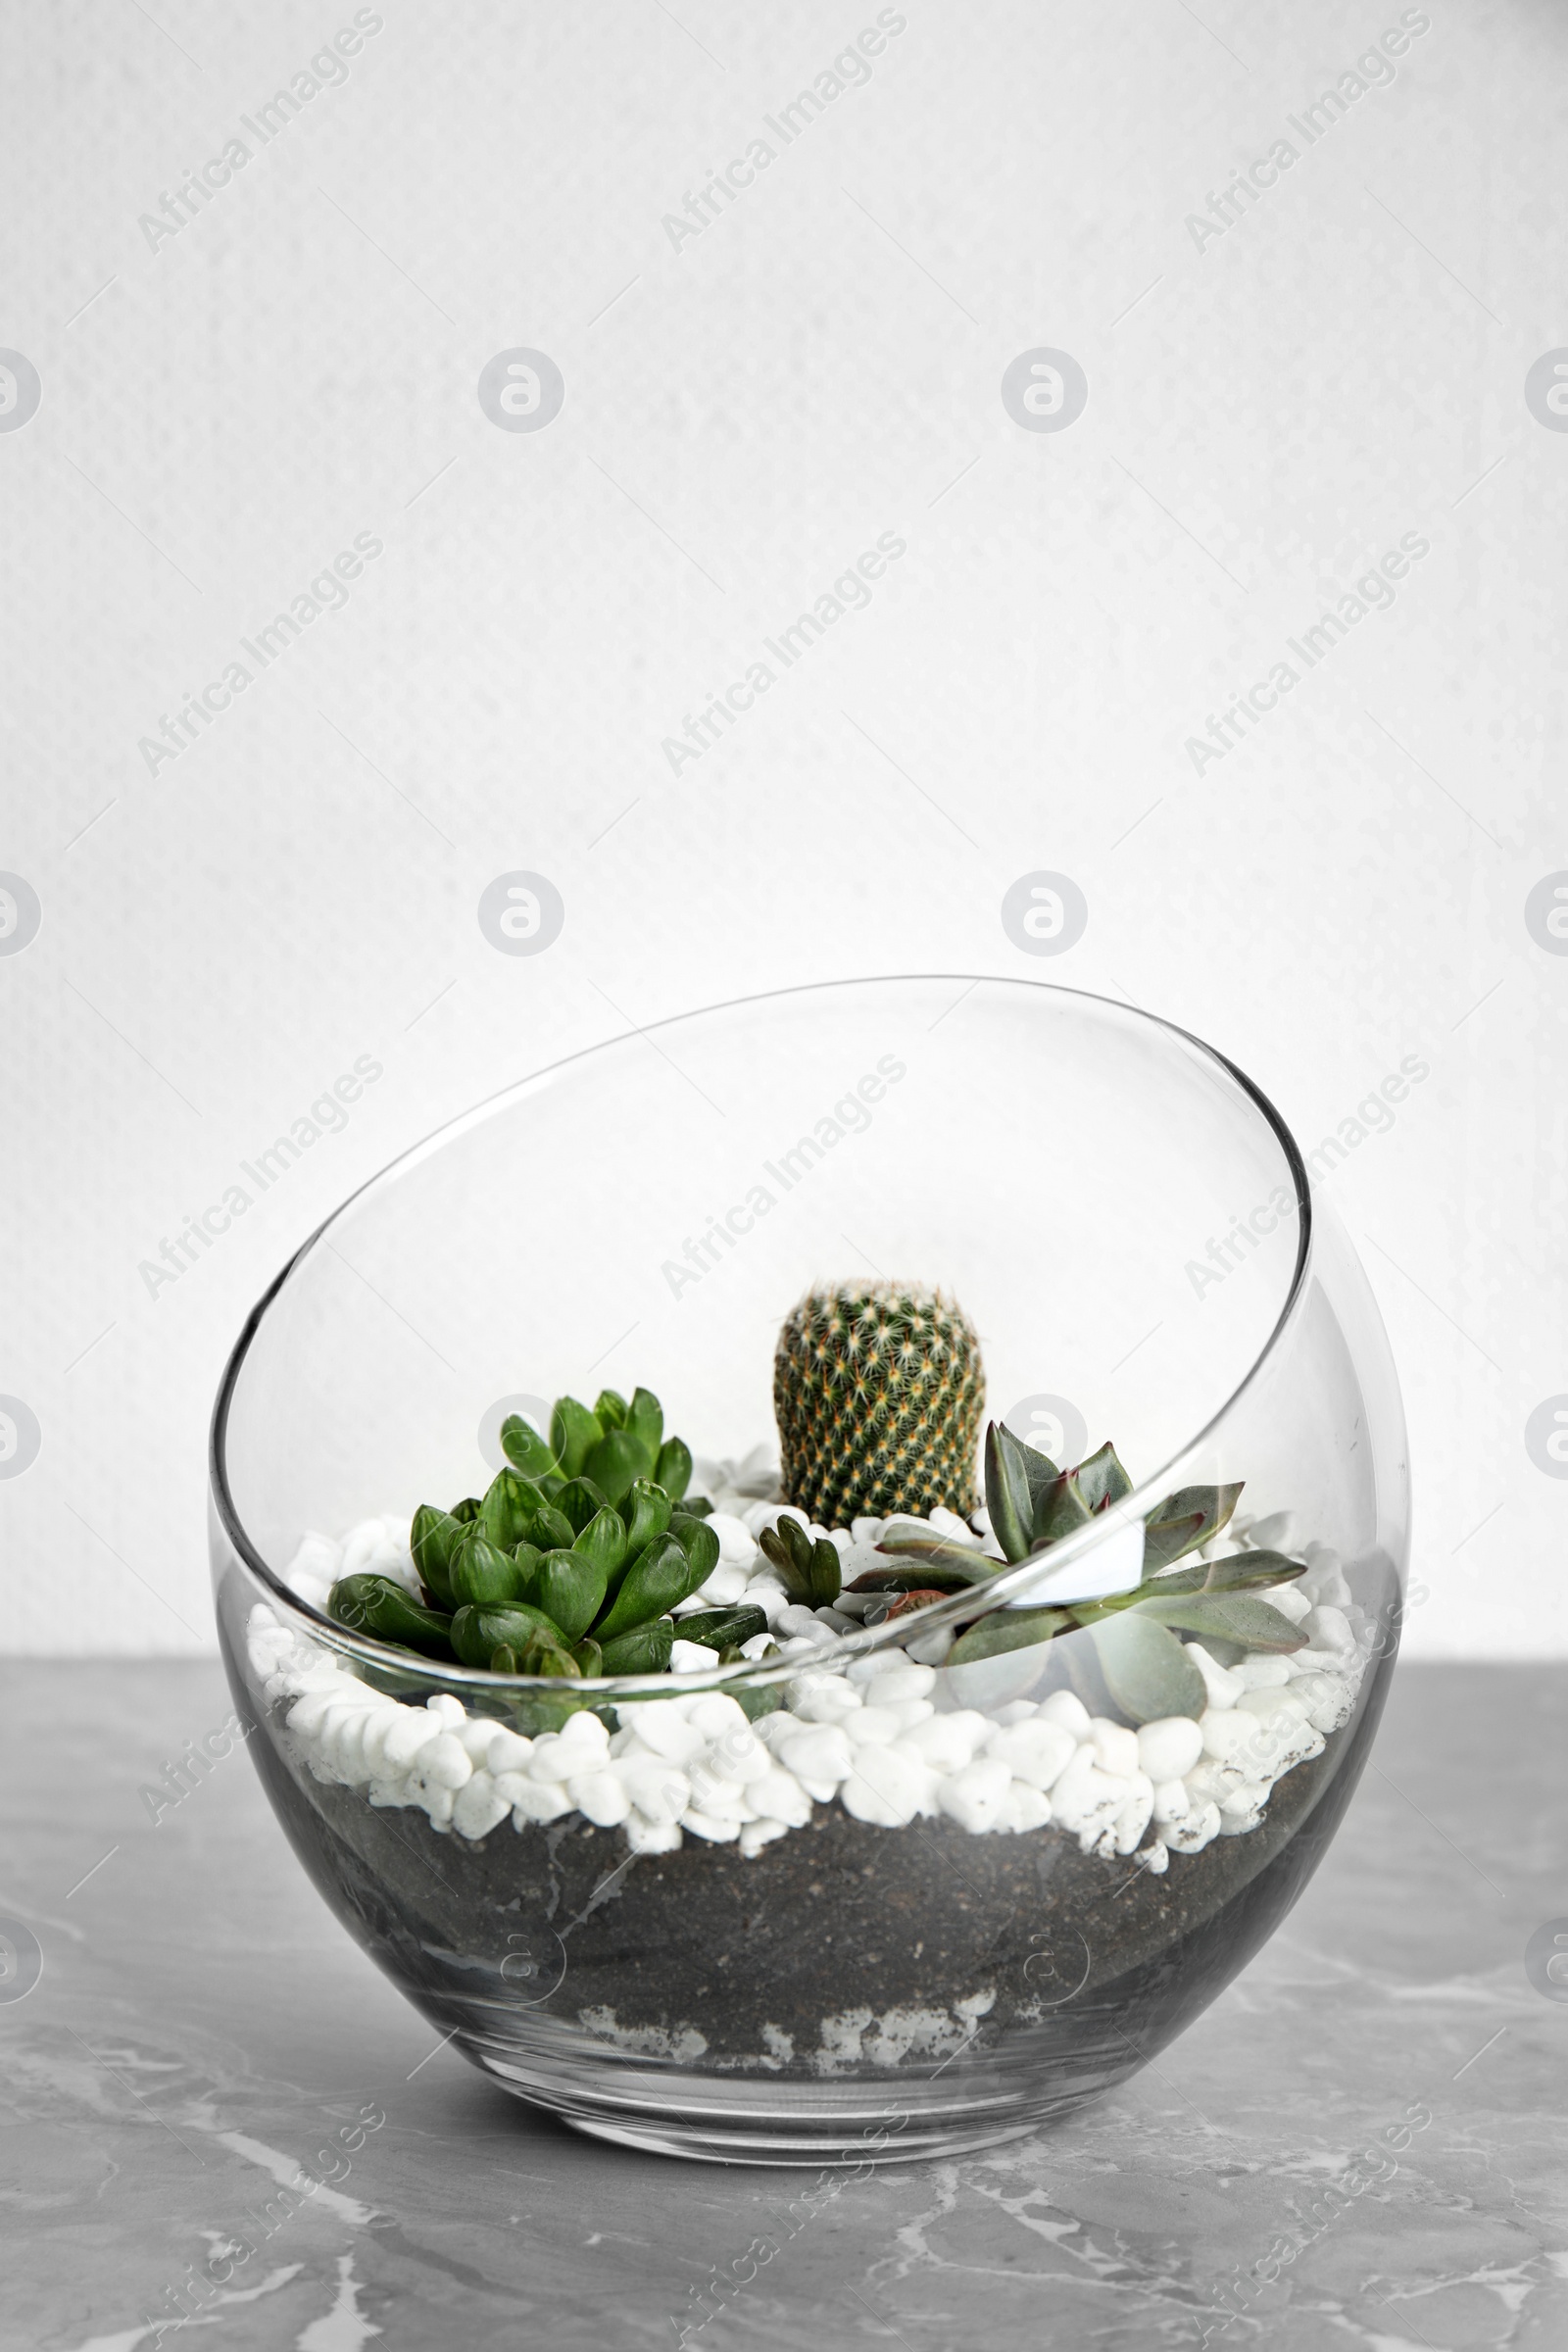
[327,1384,714,1690]
[773,1281,985,1525]
[857,1420,1309,1724]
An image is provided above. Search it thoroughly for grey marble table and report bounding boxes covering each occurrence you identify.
[4,1661,1566,2351]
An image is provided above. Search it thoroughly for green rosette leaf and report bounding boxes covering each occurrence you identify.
[449,1601,563,1670]
[582,1428,648,1507]
[450,1534,537,1609]
[597,1617,675,1675]
[411,1505,467,1609]
[1088,1611,1207,1722]
[1143,1483,1246,1571]
[667,1511,720,1585]
[572,1504,629,1583]
[533,1548,610,1645]
[626,1387,663,1467]
[593,1533,707,1642]
[655,1435,692,1501]
[500,1415,558,1480]
[1074,1441,1134,1513]
[328,1574,455,1657]
[593,1389,629,1431]
[946,1605,1072,1666]
[550,1396,603,1481]
[478,1467,544,1551]
[622,1478,672,1566]
[1137,1592,1307,1652]
[674,1604,767,1651]
[1143,1548,1306,1597]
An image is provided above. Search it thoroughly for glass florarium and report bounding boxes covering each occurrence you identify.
[210,977,1408,2164]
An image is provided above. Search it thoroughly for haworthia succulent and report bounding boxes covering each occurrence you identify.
[449,1535,538,1609]
[593,1534,708,1642]
[550,1396,603,1481]
[597,1616,675,1674]
[411,1505,468,1609]
[449,1601,563,1670]
[500,1415,558,1480]
[478,1467,545,1551]
[533,1549,609,1645]
[328,1574,455,1655]
[655,1436,693,1501]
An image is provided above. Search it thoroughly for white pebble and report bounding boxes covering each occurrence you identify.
[625,1815,683,1854]
[1187,1642,1245,1709]
[901,1711,992,1775]
[860,1661,936,1704]
[1269,1584,1312,1626]
[511,1781,574,1824]
[748,1768,811,1827]
[615,1703,706,1765]
[1232,1654,1292,1690]
[938,1758,1012,1834]
[338,1520,389,1578]
[1305,1604,1355,1656]
[670,1641,720,1674]
[486,1728,534,1774]
[844,1706,903,1747]
[774,1725,854,1784]
[1089,1718,1141,1778]
[1004,1783,1054,1833]
[986,1718,1077,1791]
[455,1717,501,1762]
[420,1733,473,1790]
[739,1819,791,1858]
[1151,1777,1190,1825]
[1164,1798,1222,1852]
[568,1769,631,1828]
[612,1755,691,1824]
[1200,1709,1259,1767]
[1111,1774,1155,1854]
[1037,1690,1092,1738]
[452,1773,511,1840]
[792,1680,863,1724]
[709,1512,759,1567]
[425,1693,466,1728]
[380,1713,442,1772]
[1136,1717,1204,1782]
[686,1692,750,1740]
[682,1810,742,1842]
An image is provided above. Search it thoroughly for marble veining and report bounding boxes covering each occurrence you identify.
[4,1661,1566,2351]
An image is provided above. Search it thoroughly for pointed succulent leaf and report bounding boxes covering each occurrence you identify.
[1137,1592,1307,1651]
[758,1515,827,1606]
[451,1496,483,1524]
[519,1627,582,1678]
[583,1427,649,1507]
[489,1643,518,1675]
[530,1502,576,1552]
[450,1534,536,1609]
[478,1467,544,1551]
[882,1589,955,1621]
[681,1495,713,1519]
[1144,1548,1307,1597]
[553,1476,612,1536]
[593,1533,707,1642]
[1142,1482,1245,1571]
[593,1389,629,1432]
[808,1536,841,1607]
[450,1601,563,1670]
[675,1604,768,1651]
[946,1604,1073,1666]
[1074,1441,1134,1513]
[984,1422,1044,1562]
[622,1478,672,1566]
[867,1530,1001,1586]
[626,1387,664,1469]
[655,1435,693,1501]
[500,1415,558,1480]
[411,1504,467,1609]
[597,1616,675,1675]
[549,1396,603,1481]
[533,1548,609,1644]
[571,1636,604,1678]
[1030,1468,1096,1551]
[328,1574,455,1657]
[572,1504,629,1583]
[1088,1611,1207,1723]
[850,1559,987,1595]
[668,1511,720,1585]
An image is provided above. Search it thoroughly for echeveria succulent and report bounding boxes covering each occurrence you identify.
[864,1417,1309,1724]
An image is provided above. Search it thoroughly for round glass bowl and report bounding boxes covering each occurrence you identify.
[210,977,1408,2166]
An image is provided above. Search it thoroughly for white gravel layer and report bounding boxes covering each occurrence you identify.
[250,1483,1368,1871]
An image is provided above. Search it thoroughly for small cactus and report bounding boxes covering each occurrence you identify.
[772,1281,986,1524]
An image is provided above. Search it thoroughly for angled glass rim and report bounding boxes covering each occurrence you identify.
[210,972,1313,1696]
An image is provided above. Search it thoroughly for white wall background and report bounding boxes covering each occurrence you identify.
[2,0,1563,1656]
